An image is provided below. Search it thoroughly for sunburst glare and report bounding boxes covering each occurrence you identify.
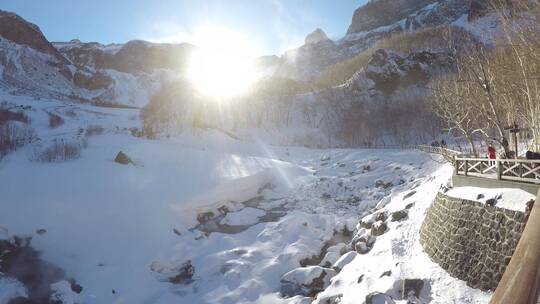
[187,26,260,99]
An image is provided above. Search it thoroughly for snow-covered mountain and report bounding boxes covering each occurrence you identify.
[0,0,518,148]
[272,0,477,80]
[0,10,192,107]
[0,0,488,105]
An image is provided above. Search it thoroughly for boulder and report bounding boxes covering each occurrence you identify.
[371,221,388,236]
[380,270,392,277]
[365,292,395,304]
[403,191,416,200]
[326,243,348,255]
[360,211,387,229]
[280,266,336,297]
[353,233,376,254]
[375,211,389,222]
[320,251,341,268]
[333,251,358,272]
[375,179,394,189]
[50,280,83,303]
[391,210,408,222]
[114,151,132,165]
[149,260,194,284]
[403,278,424,300]
[319,294,342,304]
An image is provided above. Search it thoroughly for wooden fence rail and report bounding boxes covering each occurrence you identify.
[417,145,462,163]
[455,157,540,185]
[417,145,462,156]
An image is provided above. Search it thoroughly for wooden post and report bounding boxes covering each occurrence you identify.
[465,160,469,177]
[497,160,502,180]
[490,189,540,304]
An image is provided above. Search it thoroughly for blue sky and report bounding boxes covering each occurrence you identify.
[1,0,366,55]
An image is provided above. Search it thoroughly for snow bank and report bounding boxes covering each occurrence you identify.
[445,186,535,212]
[314,164,492,304]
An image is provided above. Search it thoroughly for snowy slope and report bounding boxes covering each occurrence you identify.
[0,92,493,303]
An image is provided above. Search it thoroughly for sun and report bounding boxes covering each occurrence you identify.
[187,27,260,99]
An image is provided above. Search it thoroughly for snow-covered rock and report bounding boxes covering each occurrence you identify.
[320,251,341,268]
[326,243,348,255]
[149,260,194,284]
[365,292,395,304]
[332,251,358,272]
[50,280,81,304]
[391,210,408,222]
[371,221,388,236]
[352,228,377,254]
[402,278,425,300]
[280,266,337,297]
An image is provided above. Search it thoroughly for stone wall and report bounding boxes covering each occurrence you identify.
[420,193,526,291]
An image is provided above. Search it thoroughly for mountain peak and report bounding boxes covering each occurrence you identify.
[305,28,329,45]
[0,10,67,63]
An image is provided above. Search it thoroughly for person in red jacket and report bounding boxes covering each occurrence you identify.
[488,143,497,160]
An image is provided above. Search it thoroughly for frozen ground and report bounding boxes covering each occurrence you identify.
[0,93,493,303]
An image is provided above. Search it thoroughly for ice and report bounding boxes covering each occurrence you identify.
[221,207,266,226]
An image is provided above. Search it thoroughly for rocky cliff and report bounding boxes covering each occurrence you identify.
[0,10,66,63]
[0,10,191,106]
[274,0,473,80]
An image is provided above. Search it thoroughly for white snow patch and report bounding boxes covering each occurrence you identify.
[221,207,266,226]
[0,278,27,303]
[445,186,535,212]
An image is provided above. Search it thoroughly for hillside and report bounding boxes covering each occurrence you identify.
[0,92,490,303]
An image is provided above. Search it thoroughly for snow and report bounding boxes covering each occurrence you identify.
[445,186,535,212]
[50,281,80,304]
[332,251,357,271]
[0,92,495,303]
[314,164,492,304]
[0,278,27,303]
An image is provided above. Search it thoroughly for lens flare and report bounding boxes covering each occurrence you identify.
[187,26,260,99]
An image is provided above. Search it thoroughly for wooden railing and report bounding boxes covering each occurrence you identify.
[417,145,462,163]
[417,145,462,155]
[455,157,540,185]
[490,189,540,304]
